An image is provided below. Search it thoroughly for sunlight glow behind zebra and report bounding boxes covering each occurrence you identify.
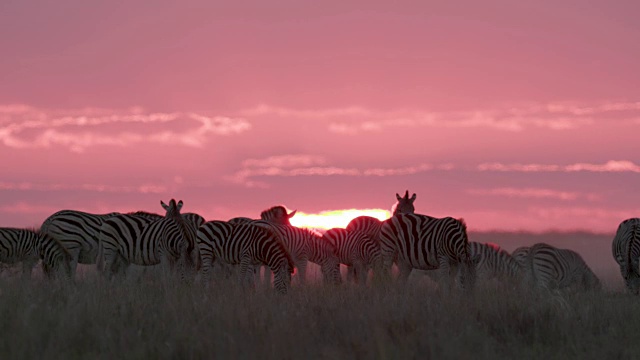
[289,209,390,230]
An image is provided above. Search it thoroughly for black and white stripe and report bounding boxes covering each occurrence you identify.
[197,221,294,294]
[260,206,296,225]
[250,220,340,284]
[0,227,42,277]
[468,242,523,283]
[525,243,600,292]
[96,200,199,281]
[379,213,475,291]
[612,218,640,293]
[323,228,381,284]
[40,210,119,275]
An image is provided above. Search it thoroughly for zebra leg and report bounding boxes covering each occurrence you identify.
[354,261,367,285]
[396,260,413,285]
[21,259,37,279]
[263,266,273,287]
[296,261,307,285]
[346,265,355,283]
[239,257,255,291]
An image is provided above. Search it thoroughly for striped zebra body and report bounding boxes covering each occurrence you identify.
[40,210,119,274]
[97,200,199,281]
[612,218,640,293]
[0,227,41,277]
[197,221,293,293]
[323,228,381,284]
[469,242,523,283]
[39,231,73,279]
[511,246,530,267]
[251,220,340,284]
[526,243,600,292]
[346,216,383,242]
[228,217,255,225]
[379,213,475,291]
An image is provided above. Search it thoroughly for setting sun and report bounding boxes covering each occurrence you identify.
[288,209,390,230]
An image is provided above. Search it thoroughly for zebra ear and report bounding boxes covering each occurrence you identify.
[288,210,297,218]
[161,200,169,211]
[404,190,409,199]
[396,193,402,201]
[410,193,417,203]
[177,200,184,211]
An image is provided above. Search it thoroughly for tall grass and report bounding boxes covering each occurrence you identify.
[1,268,639,360]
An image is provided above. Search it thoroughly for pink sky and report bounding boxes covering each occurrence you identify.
[1,1,639,233]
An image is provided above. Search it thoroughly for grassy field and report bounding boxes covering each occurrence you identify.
[0,231,636,359]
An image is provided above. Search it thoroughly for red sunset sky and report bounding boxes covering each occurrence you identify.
[1,1,639,232]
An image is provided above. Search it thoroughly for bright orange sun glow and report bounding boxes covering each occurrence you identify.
[289,209,391,230]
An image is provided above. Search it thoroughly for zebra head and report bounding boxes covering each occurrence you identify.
[161,199,184,217]
[392,190,416,216]
[260,205,297,225]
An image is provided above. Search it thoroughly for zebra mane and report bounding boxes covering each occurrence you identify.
[127,210,160,216]
[458,218,467,232]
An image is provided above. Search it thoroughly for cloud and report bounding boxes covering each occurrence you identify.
[240,100,640,134]
[0,105,251,152]
[229,154,454,187]
[0,181,167,193]
[478,160,640,173]
[467,187,600,201]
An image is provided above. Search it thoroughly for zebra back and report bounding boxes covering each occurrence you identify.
[228,217,255,225]
[0,227,41,264]
[612,218,640,293]
[346,216,383,242]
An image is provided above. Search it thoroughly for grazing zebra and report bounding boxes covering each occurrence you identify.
[250,220,340,284]
[612,218,640,293]
[40,210,120,275]
[392,190,416,216]
[323,228,381,284]
[0,227,73,279]
[379,213,475,291]
[346,216,384,243]
[525,243,600,292]
[96,199,199,281]
[0,227,42,277]
[468,242,523,283]
[197,221,294,294]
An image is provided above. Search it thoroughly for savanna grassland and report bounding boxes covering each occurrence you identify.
[0,231,637,360]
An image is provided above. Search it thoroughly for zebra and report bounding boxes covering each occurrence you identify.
[197,221,294,294]
[40,210,120,276]
[525,242,600,292]
[0,227,42,278]
[96,199,199,281]
[322,228,381,284]
[392,190,416,216]
[511,246,530,267]
[468,242,523,284]
[612,218,640,293]
[0,227,73,279]
[378,213,475,292]
[250,219,340,285]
